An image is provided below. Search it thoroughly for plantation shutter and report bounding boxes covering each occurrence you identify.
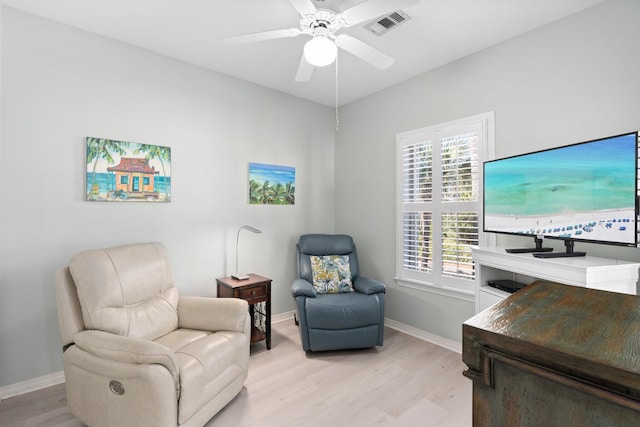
[440,132,480,280]
[396,112,494,299]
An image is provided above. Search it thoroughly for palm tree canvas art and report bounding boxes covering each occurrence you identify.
[86,137,171,202]
[249,163,295,205]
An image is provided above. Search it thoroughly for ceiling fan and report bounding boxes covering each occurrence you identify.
[224,0,419,82]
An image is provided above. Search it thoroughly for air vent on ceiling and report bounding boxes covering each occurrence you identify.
[364,10,411,36]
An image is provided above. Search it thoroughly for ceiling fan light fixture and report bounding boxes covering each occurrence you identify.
[304,35,337,67]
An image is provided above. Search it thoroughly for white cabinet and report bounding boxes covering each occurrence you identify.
[473,246,640,313]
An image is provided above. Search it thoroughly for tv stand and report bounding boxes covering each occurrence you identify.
[505,236,552,254]
[533,240,586,258]
[472,246,640,313]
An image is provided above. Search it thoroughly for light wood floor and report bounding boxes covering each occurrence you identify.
[0,320,472,427]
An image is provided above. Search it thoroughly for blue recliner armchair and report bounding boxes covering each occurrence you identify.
[291,234,386,351]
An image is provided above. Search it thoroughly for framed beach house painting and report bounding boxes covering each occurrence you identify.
[86,137,171,202]
[248,162,295,205]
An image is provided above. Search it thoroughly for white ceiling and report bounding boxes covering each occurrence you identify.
[1,0,606,107]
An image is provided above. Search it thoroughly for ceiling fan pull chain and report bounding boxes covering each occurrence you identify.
[335,52,340,134]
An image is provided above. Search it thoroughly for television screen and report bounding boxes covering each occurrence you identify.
[484,132,638,248]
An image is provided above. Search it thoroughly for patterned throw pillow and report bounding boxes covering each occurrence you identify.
[310,255,354,294]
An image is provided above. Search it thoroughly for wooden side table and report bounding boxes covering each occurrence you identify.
[216,274,271,350]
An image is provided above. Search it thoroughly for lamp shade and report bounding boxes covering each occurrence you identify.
[304,36,337,67]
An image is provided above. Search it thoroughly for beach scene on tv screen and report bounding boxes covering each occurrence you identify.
[484,134,637,245]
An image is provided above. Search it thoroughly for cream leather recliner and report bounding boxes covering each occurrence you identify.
[55,242,250,427]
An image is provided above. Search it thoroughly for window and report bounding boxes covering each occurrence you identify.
[396,112,495,300]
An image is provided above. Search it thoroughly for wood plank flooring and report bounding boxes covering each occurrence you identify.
[0,320,471,427]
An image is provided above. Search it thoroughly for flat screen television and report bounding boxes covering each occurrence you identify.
[483,131,638,257]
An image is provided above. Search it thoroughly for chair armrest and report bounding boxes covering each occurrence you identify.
[354,276,386,295]
[292,278,317,298]
[73,330,179,386]
[178,296,248,333]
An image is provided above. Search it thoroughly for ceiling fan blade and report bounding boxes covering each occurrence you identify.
[295,54,314,82]
[340,0,419,26]
[288,0,317,16]
[224,28,301,45]
[335,34,394,69]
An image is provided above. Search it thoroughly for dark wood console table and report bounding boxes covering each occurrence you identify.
[216,274,271,350]
[463,280,640,426]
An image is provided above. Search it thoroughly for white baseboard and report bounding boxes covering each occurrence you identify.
[0,370,65,400]
[384,318,462,354]
[272,310,295,324]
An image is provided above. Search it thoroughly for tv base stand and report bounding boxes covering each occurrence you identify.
[505,236,552,254]
[533,251,586,258]
[507,247,553,254]
[533,239,586,258]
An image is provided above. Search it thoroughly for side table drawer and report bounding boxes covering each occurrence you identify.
[239,285,267,302]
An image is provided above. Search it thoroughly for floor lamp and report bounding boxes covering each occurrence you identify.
[231,225,262,280]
